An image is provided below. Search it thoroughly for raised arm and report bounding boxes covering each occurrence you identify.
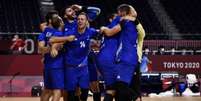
[100,24,121,37]
[99,15,136,37]
[49,35,76,44]
[71,4,101,21]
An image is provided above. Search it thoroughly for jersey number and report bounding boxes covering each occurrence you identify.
[80,41,86,48]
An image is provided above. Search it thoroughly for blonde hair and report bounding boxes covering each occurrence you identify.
[78,12,90,27]
[129,5,137,17]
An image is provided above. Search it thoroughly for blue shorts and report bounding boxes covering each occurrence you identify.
[64,66,89,91]
[43,68,64,89]
[97,63,117,86]
[116,63,137,84]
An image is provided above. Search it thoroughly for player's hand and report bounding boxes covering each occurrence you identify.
[100,26,107,34]
[71,4,82,12]
[66,35,76,42]
[40,47,50,55]
[53,43,63,51]
[90,81,100,93]
[75,87,81,96]
[50,48,58,58]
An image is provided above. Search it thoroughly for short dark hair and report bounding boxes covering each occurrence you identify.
[117,4,131,15]
[51,15,62,29]
[61,5,71,16]
[45,10,58,24]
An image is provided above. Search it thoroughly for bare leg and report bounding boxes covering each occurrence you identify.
[63,90,68,101]
[75,87,81,101]
[40,89,52,101]
[51,89,62,101]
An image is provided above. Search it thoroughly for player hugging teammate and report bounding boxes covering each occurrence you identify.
[38,4,145,101]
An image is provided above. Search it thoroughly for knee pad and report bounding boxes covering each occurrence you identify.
[130,74,141,97]
[80,88,89,101]
[115,81,133,101]
[75,96,80,101]
[67,91,76,101]
[115,81,128,90]
[103,93,113,101]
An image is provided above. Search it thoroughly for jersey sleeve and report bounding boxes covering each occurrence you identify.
[89,28,99,38]
[53,31,64,37]
[38,33,45,41]
[107,16,121,28]
[119,19,126,29]
[87,7,101,21]
[79,6,101,21]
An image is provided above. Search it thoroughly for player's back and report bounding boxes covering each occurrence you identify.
[97,16,121,65]
[117,20,138,65]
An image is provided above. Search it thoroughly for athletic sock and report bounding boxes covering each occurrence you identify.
[93,92,101,101]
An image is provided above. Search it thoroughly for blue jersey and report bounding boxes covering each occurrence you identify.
[97,16,121,65]
[64,28,98,66]
[140,55,149,72]
[38,27,64,69]
[63,6,100,33]
[116,20,138,65]
[64,20,77,34]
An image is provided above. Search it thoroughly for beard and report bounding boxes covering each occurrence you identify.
[67,15,76,20]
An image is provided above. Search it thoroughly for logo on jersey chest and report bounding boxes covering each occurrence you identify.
[65,28,68,31]
[46,32,52,37]
[80,41,86,48]
[76,35,90,48]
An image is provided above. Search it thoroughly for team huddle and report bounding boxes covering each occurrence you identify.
[38,4,145,101]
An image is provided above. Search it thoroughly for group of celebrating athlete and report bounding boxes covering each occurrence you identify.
[38,3,145,101]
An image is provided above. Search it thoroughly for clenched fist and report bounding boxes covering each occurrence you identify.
[100,26,107,34]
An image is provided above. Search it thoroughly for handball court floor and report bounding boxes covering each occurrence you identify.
[0,96,201,101]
